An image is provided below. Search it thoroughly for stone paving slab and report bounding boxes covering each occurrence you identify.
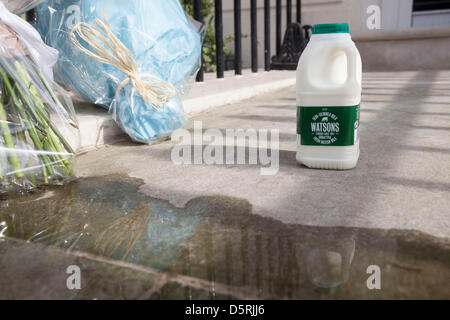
[75,70,450,239]
[1,184,449,299]
[74,69,295,153]
[0,237,160,299]
[0,237,244,300]
[1,70,449,300]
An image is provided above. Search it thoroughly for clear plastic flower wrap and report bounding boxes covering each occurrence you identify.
[2,0,45,15]
[33,0,202,144]
[0,3,79,194]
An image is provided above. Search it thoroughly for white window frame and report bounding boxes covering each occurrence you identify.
[412,8,450,27]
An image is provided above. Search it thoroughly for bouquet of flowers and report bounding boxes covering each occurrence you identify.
[0,2,78,193]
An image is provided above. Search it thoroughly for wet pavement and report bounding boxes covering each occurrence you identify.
[0,70,450,299]
[1,175,449,299]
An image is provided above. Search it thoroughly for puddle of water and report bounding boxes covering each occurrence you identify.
[0,175,449,299]
[0,175,204,271]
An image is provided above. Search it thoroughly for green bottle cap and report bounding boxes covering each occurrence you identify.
[312,23,349,34]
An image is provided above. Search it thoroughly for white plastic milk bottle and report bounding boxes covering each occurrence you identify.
[296,23,362,170]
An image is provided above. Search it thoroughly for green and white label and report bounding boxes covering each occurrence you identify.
[297,105,360,146]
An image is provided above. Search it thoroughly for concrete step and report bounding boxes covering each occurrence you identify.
[75,69,296,154]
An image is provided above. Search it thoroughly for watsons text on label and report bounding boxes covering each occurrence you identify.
[297,105,359,146]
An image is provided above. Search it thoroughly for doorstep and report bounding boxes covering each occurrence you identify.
[74,69,296,154]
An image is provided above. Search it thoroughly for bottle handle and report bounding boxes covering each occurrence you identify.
[302,41,360,92]
[330,43,358,87]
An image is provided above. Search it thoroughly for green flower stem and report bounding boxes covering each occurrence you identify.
[32,63,78,130]
[0,98,24,179]
[0,64,53,179]
[14,61,75,155]
[0,55,75,187]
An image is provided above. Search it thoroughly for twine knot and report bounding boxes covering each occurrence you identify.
[70,14,176,114]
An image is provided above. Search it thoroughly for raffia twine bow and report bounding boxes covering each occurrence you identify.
[70,14,176,114]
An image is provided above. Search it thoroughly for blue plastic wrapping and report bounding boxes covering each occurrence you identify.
[34,0,202,144]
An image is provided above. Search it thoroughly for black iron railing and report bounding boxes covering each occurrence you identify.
[251,0,258,73]
[264,0,271,71]
[194,0,305,82]
[234,0,243,75]
[193,1,204,82]
[215,0,225,78]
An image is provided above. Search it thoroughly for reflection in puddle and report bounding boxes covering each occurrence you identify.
[96,206,151,261]
[0,221,7,239]
[0,175,449,299]
[306,238,355,289]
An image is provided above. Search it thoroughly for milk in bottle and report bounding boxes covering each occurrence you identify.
[296,23,362,170]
